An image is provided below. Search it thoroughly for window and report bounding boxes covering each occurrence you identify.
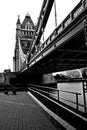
[22,31,24,35]
[25,22,32,30]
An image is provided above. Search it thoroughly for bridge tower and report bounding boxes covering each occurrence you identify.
[13,13,36,72]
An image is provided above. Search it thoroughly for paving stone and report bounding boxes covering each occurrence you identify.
[0,92,59,130]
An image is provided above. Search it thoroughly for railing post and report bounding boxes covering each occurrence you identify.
[57,89,59,101]
[57,82,59,101]
[82,80,87,114]
[76,93,79,111]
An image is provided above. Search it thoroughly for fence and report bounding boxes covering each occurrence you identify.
[28,83,87,114]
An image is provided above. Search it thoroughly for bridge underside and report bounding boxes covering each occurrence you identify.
[17,1,87,85]
[21,1,87,75]
[24,29,87,74]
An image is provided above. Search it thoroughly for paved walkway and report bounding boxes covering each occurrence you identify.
[0,92,59,130]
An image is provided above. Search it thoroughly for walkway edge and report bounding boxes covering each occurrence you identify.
[27,91,77,130]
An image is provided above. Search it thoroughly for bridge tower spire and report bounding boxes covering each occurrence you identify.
[16,15,21,29]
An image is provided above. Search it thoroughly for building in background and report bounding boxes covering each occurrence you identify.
[0,73,4,84]
[13,13,36,72]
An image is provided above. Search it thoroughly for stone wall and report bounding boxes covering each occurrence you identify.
[4,72,16,84]
[0,73,4,83]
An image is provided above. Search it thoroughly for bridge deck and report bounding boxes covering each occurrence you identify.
[0,91,62,130]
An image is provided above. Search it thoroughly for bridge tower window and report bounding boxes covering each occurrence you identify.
[25,22,32,30]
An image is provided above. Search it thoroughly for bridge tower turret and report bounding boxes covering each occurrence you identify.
[13,14,36,72]
[13,15,21,72]
[16,15,21,38]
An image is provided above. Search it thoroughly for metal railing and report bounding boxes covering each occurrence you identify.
[28,83,87,114]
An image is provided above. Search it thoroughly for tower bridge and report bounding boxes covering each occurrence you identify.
[5,1,87,129]
[13,0,87,92]
[19,0,87,75]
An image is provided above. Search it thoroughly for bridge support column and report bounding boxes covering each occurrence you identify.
[42,73,56,84]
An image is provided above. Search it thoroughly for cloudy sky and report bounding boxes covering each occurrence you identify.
[0,0,80,72]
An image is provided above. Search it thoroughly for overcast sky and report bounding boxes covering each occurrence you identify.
[0,0,80,72]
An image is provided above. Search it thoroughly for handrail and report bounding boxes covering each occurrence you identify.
[28,83,87,113]
[58,89,81,95]
[28,83,57,91]
[29,86,82,107]
[28,83,81,95]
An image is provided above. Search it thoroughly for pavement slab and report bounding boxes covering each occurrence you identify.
[0,92,59,130]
